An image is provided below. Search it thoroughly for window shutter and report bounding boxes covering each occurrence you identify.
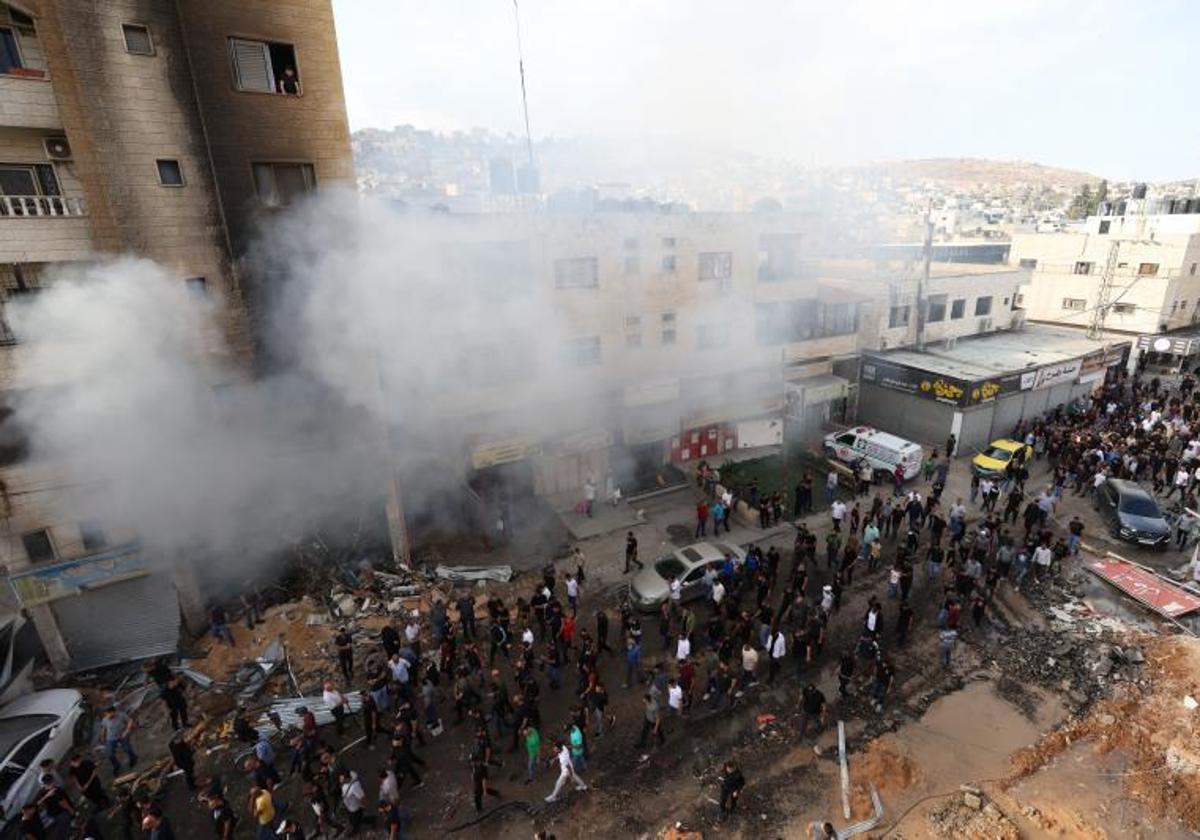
[230,38,273,92]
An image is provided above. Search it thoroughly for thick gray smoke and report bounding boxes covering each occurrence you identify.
[7,192,584,587]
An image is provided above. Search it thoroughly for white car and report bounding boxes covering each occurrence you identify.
[0,690,88,825]
[629,541,747,612]
[824,426,923,482]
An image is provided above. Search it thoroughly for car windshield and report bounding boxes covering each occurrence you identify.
[0,715,54,762]
[654,558,686,579]
[711,543,735,558]
[983,447,1013,462]
[1119,495,1161,518]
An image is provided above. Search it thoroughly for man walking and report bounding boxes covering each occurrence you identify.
[718,759,745,822]
[97,706,137,774]
[544,740,587,803]
[635,693,664,749]
[624,532,643,573]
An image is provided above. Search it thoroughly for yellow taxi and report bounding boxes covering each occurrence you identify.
[972,439,1032,477]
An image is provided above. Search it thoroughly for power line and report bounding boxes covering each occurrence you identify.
[511,0,535,173]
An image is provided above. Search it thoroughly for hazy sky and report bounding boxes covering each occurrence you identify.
[332,1,1200,181]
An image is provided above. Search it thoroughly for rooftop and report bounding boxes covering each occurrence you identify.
[867,323,1129,379]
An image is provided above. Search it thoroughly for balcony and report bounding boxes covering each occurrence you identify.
[0,195,87,217]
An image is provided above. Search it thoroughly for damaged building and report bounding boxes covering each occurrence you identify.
[0,0,354,672]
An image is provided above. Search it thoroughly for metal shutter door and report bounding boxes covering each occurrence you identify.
[52,574,180,672]
[230,38,274,92]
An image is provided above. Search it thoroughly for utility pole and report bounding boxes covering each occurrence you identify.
[915,201,932,349]
[1087,240,1121,340]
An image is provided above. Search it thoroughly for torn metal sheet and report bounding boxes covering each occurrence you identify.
[840,784,883,837]
[260,694,363,730]
[171,666,215,690]
[435,564,513,583]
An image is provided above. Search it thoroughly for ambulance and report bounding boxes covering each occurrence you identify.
[823,426,924,481]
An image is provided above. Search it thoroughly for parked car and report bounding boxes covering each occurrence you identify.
[823,426,923,482]
[628,541,747,612]
[1093,478,1170,549]
[971,439,1032,478]
[0,690,88,827]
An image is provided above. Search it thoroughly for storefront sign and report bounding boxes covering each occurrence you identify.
[861,357,968,406]
[965,370,1027,405]
[7,545,149,607]
[469,437,542,470]
[555,428,613,455]
[1137,334,1199,356]
[1032,359,1082,389]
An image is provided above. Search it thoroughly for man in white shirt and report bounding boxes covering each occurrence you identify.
[830,500,847,532]
[545,740,588,802]
[669,577,682,604]
[741,644,759,684]
[322,681,350,736]
[768,630,787,684]
[1032,543,1053,580]
[675,634,691,662]
[666,679,684,718]
[388,653,410,686]
[711,580,726,606]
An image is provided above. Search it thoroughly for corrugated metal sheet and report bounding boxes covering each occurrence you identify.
[52,573,180,672]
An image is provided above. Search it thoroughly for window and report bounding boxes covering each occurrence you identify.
[185,277,207,299]
[625,315,641,330]
[229,38,301,94]
[156,159,184,187]
[1112,303,1136,314]
[888,305,910,328]
[661,255,677,273]
[623,238,639,250]
[755,300,858,345]
[1138,263,1159,276]
[1018,258,1037,269]
[252,162,315,208]
[1014,294,1024,306]
[0,164,62,215]
[697,323,731,350]
[122,23,153,55]
[1191,263,1197,276]
[1182,300,1189,310]
[625,333,642,348]
[623,256,638,276]
[21,529,55,563]
[950,298,966,319]
[562,337,600,367]
[974,296,993,316]
[698,252,733,281]
[79,521,106,553]
[1003,297,1009,305]
[1098,220,1111,234]
[1062,298,1087,311]
[927,294,947,323]
[0,27,22,74]
[661,237,676,249]
[554,257,599,289]
[1073,261,1093,275]
[661,312,676,345]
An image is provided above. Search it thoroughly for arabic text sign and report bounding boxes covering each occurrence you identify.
[1032,359,1082,389]
[7,545,148,607]
[1087,556,1200,617]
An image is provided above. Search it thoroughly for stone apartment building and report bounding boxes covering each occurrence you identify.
[0,0,353,671]
[1011,198,1200,337]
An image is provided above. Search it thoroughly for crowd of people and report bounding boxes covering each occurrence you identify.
[29,365,1200,840]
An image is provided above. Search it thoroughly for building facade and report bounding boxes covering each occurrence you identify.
[1011,203,1200,336]
[0,0,352,672]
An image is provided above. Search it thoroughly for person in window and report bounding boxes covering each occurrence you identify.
[276,65,301,95]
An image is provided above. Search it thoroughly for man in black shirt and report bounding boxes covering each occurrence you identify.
[334,628,354,681]
[36,775,73,840]
[19,803,45,840]
[718,759,745,821]
[161,676,190,731]
[625,532,642,572]
[68,753,110,808]
[167,734,196,792]
[204,793,237,840]
[799,684,826,738]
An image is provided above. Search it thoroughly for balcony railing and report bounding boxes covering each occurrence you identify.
[0,196,87,218]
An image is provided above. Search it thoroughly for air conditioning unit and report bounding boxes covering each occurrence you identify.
[978,317,993,331]
[43,137,71,161]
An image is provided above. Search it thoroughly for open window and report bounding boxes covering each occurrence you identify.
[21,529,55,563]
[229,37,300,94]
[251,162,315,208]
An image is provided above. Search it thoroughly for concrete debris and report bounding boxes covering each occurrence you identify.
[434,564,513,583]
[170,665,215,690]
[1185,695,1199,711]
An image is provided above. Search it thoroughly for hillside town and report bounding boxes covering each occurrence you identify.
[2,2,1200,840]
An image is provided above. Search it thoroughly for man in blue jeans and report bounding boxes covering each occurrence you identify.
[97,706,136,774]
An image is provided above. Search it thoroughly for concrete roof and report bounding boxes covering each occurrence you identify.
[869,324,1130,380]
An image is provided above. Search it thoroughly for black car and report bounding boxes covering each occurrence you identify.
[1093,478,1170,549]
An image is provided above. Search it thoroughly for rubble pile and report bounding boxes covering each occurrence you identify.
[926,787,1020,840]
[850,737,919,817]
[1008,632,1200,830]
